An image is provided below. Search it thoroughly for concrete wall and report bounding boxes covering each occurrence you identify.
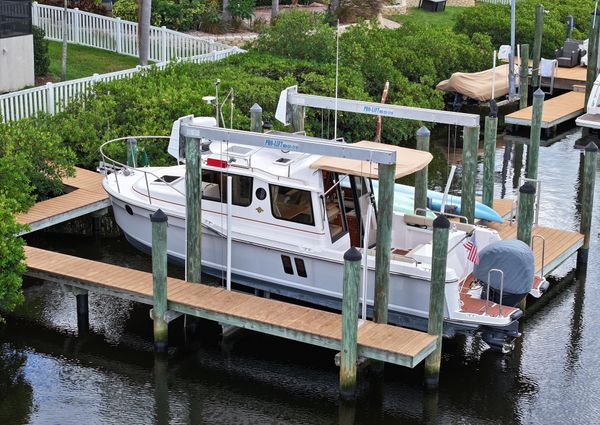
[0,35,35,93]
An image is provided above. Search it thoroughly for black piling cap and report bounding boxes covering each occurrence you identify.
[585,142,599,152]
[489,99,498,118]
[262,121,273,131]
[519,182,536,195]
[151,209,168,223]
[433,214,450,229]
[344,246,362,262]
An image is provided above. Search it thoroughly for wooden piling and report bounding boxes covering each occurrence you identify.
[461,126,479,224]
[586,8,600,108]
[519,44,530,109]
[577,142,598,266]
[527,89,544,181]
[517,182,536,247]
[250,103,263,133]
[532,4,544,87]
[414,126,430,216]
[76,292,89,335]
[374,163,395,326]
[482,115,498,209]
[291,105,305,133]
[151,209,169,352]
[424,215,450,390]
[185,136,202,283]
[340,247,361,400]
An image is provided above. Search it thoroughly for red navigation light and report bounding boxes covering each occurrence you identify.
[207,158,229,168]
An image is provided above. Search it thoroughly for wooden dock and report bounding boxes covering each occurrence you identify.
[504,91,585,129]
[486,221,583,276]
[16,167,109,235]
[542,65,587,91]
[23,246,437,368]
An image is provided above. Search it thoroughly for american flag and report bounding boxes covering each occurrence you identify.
[464,233,480,264]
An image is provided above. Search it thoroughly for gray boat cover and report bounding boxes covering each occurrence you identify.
[436,64,512,102]
[473,240,534,295]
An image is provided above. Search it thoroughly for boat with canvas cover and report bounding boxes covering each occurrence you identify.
[100,117,546,352]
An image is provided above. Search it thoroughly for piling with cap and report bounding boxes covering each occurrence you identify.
[519,44,530,109]
[185,135,202,283]
[517,182,536,247]
[482,106,498,209]
[151,209,169,352]
[414,127,430,216]
[340,247,361,400]
[461,126,479,224]
[527,89,544,181]
[577,142,598,266]
[424,215,450,389]
[586,8,600,108]
[532,4,544,87]
[250,103,263,133]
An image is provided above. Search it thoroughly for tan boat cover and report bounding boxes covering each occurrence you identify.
[310,141,433,179]
[436,64,511,102]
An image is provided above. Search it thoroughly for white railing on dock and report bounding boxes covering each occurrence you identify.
[0,49,242,122]
[478,0,519,5]
[31,2,233,60]
[0,3,244,123]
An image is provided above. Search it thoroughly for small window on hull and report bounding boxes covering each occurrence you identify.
[294,258,307,278]
[281,255,294,275]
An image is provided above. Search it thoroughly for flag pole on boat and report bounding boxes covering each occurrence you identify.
[334,20,340,141]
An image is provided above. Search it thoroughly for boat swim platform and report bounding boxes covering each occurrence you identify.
[504,91,585,129]
[576,112,600,129]
[16,167,110,236]
[23,246,437,368]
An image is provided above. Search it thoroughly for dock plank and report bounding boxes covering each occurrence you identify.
[504,91,585,128]
[23,246,436,368]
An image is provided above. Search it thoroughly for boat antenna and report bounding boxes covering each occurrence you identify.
[215,79,220,127]
[334,19,340,141]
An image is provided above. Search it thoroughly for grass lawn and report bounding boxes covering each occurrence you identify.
[47,41,142,81]
[389,7,466,30]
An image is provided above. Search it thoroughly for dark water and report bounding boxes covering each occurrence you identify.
[2,129,600,424]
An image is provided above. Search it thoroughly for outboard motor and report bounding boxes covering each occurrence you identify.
[475,240,534,353]
[474,239,534,307]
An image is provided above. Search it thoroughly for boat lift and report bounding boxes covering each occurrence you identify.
[274,85,480,128]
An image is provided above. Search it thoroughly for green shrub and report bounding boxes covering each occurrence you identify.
[112,0,209,31]
[227,0,256,21]
[454,1,589,58]
[112,0,139,23]
[32,26,49,77]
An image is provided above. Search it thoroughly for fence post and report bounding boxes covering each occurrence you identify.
[46,82,54,115]
[32,2,39,27]
[161,26,168,62]
[115,17,123,54]
[73,8,81,44]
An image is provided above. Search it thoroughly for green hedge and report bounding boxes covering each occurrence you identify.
[33,26,50,77]
[455,0,591,58]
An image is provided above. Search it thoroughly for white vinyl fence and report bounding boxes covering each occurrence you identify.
[32,2,233,61]
[0,4,244,123]
[0,49,242,123]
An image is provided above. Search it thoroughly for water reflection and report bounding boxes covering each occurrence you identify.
[0,344,33,424]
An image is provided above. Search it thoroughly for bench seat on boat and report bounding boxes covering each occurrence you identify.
[403,214,475,233]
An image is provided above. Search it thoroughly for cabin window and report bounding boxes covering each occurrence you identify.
[154,175,180,183]
[201,170,253,206]
[323,172,348,242]
[281,255,294,275]
[269,185,315,226]
[294,258,307,278]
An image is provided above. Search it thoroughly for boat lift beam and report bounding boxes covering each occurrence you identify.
[179,120,398,164]
[275,86,480,128]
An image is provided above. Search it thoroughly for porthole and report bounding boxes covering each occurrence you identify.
[125,205,134,215]
[256,187,267,201]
